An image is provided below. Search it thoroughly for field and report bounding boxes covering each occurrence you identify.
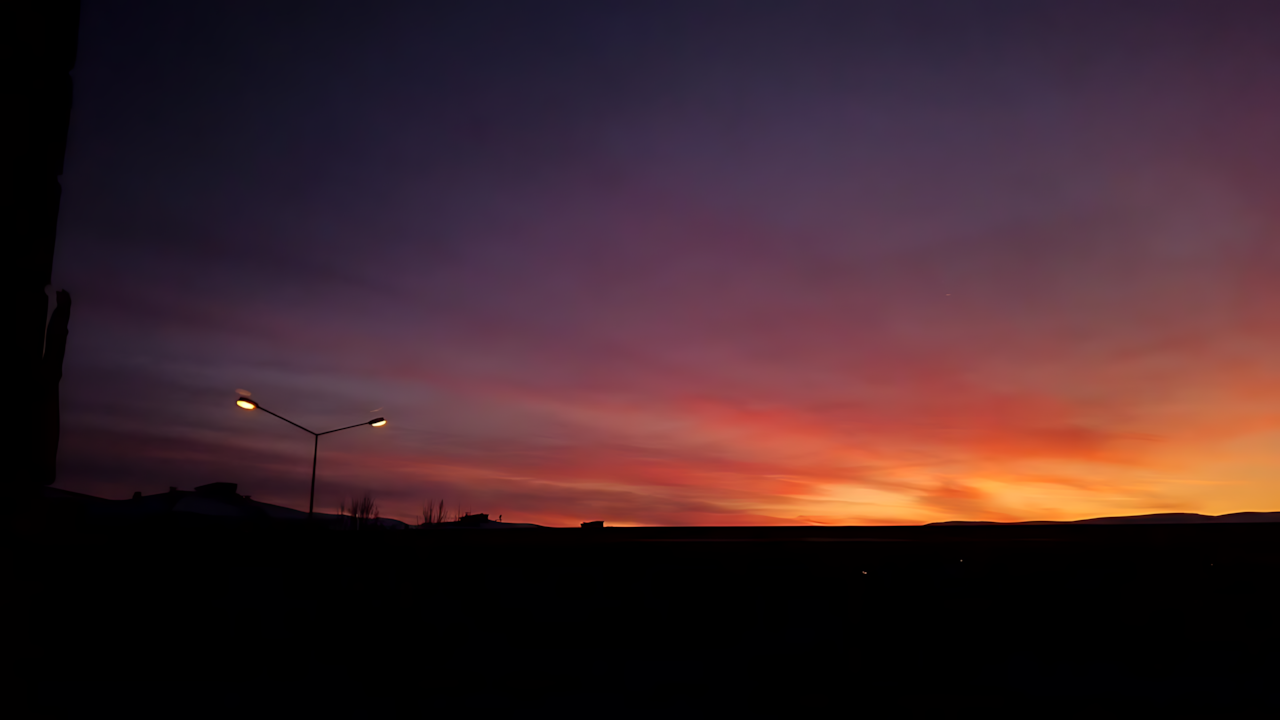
[9,518,1278,712]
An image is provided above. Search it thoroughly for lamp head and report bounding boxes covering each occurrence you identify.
[370,418,387,427]
[236,398,257,410]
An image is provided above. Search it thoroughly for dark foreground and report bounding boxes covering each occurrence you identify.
[8,515,1279,713]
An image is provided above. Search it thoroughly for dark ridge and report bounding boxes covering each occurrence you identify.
[930,511,1280,526]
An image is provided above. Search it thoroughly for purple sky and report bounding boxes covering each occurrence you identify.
[52,1,1280,526]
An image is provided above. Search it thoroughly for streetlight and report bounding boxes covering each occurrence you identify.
[236,397,386,520]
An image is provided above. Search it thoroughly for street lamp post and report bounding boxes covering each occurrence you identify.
[236,397,386,520]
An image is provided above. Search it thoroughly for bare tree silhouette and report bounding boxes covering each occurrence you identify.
[419,499,447,526]
[338,491,381,531]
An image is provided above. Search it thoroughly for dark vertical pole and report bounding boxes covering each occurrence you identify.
[9,0,80,503]
[40,291,71,487]
[308,433,318,520]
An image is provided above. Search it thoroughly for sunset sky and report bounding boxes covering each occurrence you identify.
[51,1,1279,526]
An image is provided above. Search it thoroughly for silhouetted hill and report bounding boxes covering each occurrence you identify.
[414,511,543,529]
[426,519,546,529]
[929,511,1280,525]
[30,483,410,529]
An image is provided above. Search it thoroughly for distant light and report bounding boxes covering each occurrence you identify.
[237,398,257,410]
[370,418,387,427]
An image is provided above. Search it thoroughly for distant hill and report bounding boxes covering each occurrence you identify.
[35,483,411,529]
[425,520,546,529]
[407,511,546,529]
[424,515,546,529]
[928,511,1280,526]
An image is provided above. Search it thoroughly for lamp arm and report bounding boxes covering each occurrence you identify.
[256,406,318,435]
[318,421,376,436]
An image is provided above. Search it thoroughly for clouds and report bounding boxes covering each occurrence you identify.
[51,1,1280,525]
